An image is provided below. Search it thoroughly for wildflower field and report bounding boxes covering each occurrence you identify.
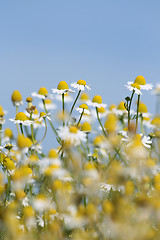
[1,76,160,239]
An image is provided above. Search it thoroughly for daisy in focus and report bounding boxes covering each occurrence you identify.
[32,87,48,99]
[125,75,153,95]
[87,95,107,108]
[58,126,86,146]
[71,79,91,91]
[52,81,74,95]
[9,112,33,126]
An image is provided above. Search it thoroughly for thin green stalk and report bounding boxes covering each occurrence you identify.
[128,90,135,130]
[67,90,81,125]
[19,123,24,135]
[42,99,60,142]
[62,93,65,126]
[30,113,35,144]
[135,94,140,133]
[39,119,47,145]
[76,109,84,126]
[96,107,107,137]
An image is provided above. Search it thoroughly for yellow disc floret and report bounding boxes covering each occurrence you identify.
[57,81,69,90]
[4,128,13,138]
[80,92,89,101]
[81,122,91,132]
[131,83,141,90]
[40,112,46,118]
[134,75,146,85]
[69,126,78,133]
[138,102,148,113]
[92,95,102,104]
[79,104,89,110]
[15,112,28,121]
[48,149,58,158]
[44,98,52,104]
[97,107,106,113]
[11,90,22,102]
[77,79,86,85]
[117,101,126,111]
[38,87,48,96]
[0,105,4,117]
[26,97,33,102]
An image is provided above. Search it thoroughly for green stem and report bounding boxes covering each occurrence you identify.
[39,119,47,145]
[19,123,24,135]
[128,90,135,130]
[96,107,107,137]
[135,94,140,133]
[62,93,65,126]
[42,99,60,142]
[30,113,35,144]
[67,90,81,125]
[76,109,84,126]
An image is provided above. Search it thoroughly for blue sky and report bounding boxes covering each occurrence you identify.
[0,0,160,150]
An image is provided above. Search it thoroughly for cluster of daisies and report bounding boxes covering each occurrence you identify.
[1,77,160,239]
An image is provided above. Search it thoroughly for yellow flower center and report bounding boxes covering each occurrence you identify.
[109,104,116,110]
[48,149,58,158]
[81,122,91,132]
[79,104,89,110]
[69,126,78,133]
[131,83,141,90]
[15,112,28,121]
[4,128,13,138]
[11,90,22,102]
[93,136,103,146]
[134,75,146,85]
[17,134,31,149]
[40,112,46,118]
[38,87,48,95]
[80,92,89,101]
[34,108,39,115]
[57,81,69,90]
[151,117,160,126]
[104,114,117,133]
[77,79,86,85]
[138,102,148,113]
[26,97,33,102]
[92,95,102,104]
[3,157,15,170]
[23,206,35,218]
[0,105,4,117]
[117,101,126,111]
[45,98,52,104]
[97,107,106,113]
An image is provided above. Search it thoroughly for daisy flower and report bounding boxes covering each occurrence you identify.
[11,90,23,106]
[76,104,90,115]
[80,92,90,103]
[58,126,86,146]
[122,133,152,148]
[87,95,107,108]
[32,87,48,99]
[9,112,33,126]
[38,98,56,110]
[113,101,127,116]
[52,81,74,95]
[125,75,153,94]
[39,112,51,121]
[71,79,91,91]
[91,106,107,119]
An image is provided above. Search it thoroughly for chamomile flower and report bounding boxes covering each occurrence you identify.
[32,87,48,99]
[126,76,153,94]
[87,95,107,108]
[71,79,91,91]
[38,98,56,110]
[76,104,90,115]
[113,101,127,116]
[91,106,107,119]
[11,90,23,106]
[9,112,33,126]
[39,112,51,121]
[58,126,86,146]
[122,133,152,148]
[52,81,74,95]
[80,92,90,103]
[125,82,142,95]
